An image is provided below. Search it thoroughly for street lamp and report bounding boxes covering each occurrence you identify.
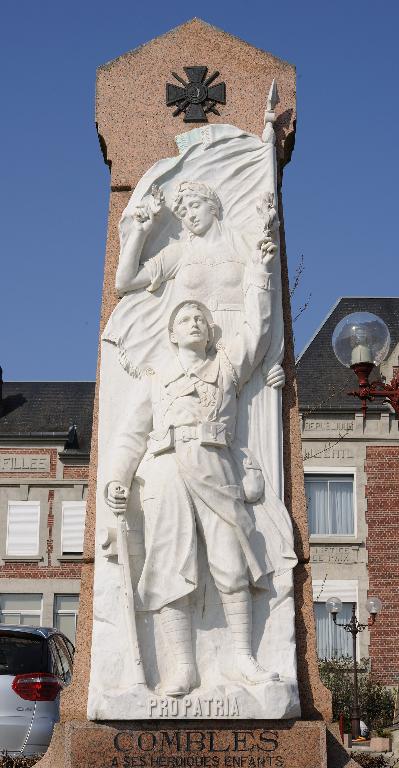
[332,312,399,417]
[326,596,382,739]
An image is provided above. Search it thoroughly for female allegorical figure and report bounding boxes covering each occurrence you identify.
[105,180,284,393]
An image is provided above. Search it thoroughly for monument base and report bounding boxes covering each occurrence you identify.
[36,720,329,768]
[89,679,300,720]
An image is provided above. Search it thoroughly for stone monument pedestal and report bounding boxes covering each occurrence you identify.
[39,720,329,768]
[36,18,336,768]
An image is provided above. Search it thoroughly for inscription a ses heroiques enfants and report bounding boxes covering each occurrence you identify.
[103,730,285,768]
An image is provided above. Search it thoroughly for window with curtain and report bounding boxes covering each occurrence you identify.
[61,501,86,555]
[313,602,353,659]
[305,475,354,535]
[6,501,40,556]
[0,594,42,626]
[54,594,79,643]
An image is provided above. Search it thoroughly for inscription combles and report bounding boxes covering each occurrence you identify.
[108,730,284,768]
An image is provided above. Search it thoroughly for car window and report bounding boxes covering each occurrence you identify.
[64,636,75,666]
[48,637,64,679]
[54,636,72,684]
[0,632,47,675]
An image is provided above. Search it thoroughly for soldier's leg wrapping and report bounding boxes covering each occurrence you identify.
[160,596,194,666]
[221,588,279,683]
[159,596,196,695]
[220,588,252,655]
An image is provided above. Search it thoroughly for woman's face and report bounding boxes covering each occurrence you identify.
[178,194,216,236]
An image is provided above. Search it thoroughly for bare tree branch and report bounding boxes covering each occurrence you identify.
[302,430,352,462]
[314,573,328,602]
[290,254,305,299]
[290,254,312,327]
[293,296,312,323]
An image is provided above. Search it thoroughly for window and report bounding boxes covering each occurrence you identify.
[0,633,47,675]
[305,475,354,535]
[0,594,42,626]
[6,501,40,556]
[54,594,79,644]
[48,637,64,679]
[48,636,73,684]
[313,602,353,659]
[312,580,358,660]
[61,501,86,555]
[54,636,73,683]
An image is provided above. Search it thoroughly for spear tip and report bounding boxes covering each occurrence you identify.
[267,79,280,112]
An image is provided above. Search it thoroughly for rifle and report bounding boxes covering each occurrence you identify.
[116,513,146,685]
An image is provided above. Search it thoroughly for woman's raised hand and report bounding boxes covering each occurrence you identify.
[130,185,165,233]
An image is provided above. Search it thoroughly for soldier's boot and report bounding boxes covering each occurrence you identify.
[221,588,280,684]
[160,597,197,696]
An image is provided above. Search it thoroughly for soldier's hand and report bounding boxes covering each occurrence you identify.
[106,481,129,515]
[258,236,277,266]
[264,362,285,389]
[252,236,277,267]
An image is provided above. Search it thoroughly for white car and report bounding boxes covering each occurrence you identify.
[0,625,74,757]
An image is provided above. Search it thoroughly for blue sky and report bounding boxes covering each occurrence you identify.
[1,1,398,380]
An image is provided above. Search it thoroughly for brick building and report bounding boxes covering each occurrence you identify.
[365,446,399,684]
[297,297,399,684]
[0,373,95,644]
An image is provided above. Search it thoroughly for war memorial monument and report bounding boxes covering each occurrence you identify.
[36,19,347,768]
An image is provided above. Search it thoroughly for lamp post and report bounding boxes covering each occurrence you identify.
[332,312,399,417]
[326,596,382,739]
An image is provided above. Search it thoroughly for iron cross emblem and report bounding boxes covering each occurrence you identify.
[166,66,226,122]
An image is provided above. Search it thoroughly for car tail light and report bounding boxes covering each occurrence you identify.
[12,673,63,701]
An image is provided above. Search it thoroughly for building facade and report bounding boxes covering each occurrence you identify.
[0,375,95,645]
[297,297,399,684]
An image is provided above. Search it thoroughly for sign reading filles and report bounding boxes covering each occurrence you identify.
[88,67,300,721]
[0,454,50,472]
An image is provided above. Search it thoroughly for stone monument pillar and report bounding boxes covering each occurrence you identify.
[37,19,336,768]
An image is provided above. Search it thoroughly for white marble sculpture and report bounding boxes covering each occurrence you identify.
[88,85,300,719]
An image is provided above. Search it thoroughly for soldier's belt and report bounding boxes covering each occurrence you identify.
[147,422,228,455]
[177,423,228,447]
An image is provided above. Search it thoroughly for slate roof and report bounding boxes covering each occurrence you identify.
[296,298,399,412]
[0,381,95,455]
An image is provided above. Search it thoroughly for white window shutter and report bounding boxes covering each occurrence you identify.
[61,502,86,554]
[7,502,40,556]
